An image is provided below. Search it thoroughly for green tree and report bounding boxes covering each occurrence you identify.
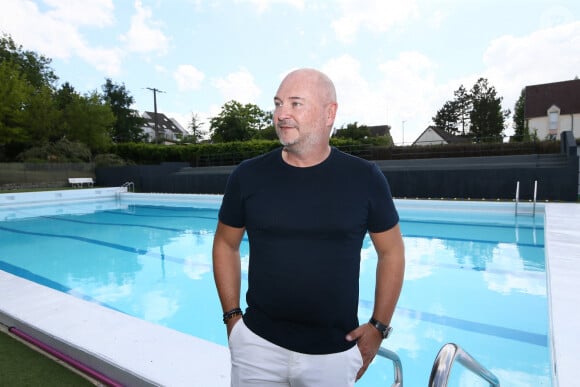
[0,60,31,143]
[64,91,115,153]
[252,110,276,140]
[334,122,370,139]
[432,100,459,134]
[454,85,471,135]
[209,100,270,142]
[512,88,528,142]
[469,78,509,143]
[23,85,60,144]
[187,113,205,143]
[101,78,145,143]
[0,33,57,91]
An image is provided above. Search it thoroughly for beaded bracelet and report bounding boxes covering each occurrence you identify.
[223,308,243,324]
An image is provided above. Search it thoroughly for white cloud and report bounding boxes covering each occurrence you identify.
[119,0,170,55]
[43,0,114,27]
[77,45,123,76]
[482,21,580,132]
[331,0,418,43]
[322,52,439,143]
[238,0,305,13]
[212,68,261,104]
[0,0,122,75]
[174,65,205,91]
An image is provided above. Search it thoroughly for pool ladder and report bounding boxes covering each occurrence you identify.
[514,180,537,217]
[377,342,500,386]
[121,181,135,192]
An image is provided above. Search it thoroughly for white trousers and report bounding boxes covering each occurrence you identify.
[228,319,363,387]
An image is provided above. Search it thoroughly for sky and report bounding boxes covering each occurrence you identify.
[2,0,580,145]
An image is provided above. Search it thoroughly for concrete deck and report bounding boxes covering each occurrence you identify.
[544,203,580,387]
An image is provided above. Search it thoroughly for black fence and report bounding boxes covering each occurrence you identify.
[96,133,579,201]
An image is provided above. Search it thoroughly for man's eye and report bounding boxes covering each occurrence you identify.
[292,102,302,107]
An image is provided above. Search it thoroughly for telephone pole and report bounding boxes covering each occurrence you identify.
[146,87,165,141]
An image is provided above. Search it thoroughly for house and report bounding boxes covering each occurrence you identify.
[412,126,471,146]
[525,78,580,140]
[141,111,189,143]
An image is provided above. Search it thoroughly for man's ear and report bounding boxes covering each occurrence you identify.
[326,102,338,125]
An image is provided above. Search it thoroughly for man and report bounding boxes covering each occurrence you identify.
[213,68,405,386]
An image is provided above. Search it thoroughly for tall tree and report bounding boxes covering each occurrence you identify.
[453,85,471,135]
[0,33,57,90]
[512,88,527,142]
[101,78,145,143]
[432,100,459,133]
[469,78,509,143]
[22,85,59,145]
[0,60,31,143]
[1,34,59,146]
[187,113,205,143]
[65,91,115,153]
[209,101,270,142]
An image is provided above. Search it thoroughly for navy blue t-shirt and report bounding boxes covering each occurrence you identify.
[219,147,399,354]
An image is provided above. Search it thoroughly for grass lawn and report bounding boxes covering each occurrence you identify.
[0,327,96,386]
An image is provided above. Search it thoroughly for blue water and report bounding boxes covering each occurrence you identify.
[0,198,549,386]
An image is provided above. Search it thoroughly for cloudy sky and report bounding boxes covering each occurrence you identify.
[2,0,579,144]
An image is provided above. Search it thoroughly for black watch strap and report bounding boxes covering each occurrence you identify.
[369,317,392,339]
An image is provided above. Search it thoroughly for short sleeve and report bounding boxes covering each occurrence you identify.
[367,164,399,233]
[218,166,245,228]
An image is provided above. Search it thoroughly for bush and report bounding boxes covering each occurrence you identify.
[17,139,92,162]
[93,153,130,167]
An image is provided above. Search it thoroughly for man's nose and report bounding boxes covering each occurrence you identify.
[275,105,290,120]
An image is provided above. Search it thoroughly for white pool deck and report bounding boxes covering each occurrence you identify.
[0,189,578,386]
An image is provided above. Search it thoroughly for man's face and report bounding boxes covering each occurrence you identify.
[273,74,330,150]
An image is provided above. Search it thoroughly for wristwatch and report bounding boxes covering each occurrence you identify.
[369,317,393,339]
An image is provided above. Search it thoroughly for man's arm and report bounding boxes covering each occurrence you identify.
[347,223,405,380]
[212,220,246,335]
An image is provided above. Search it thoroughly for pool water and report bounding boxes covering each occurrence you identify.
[0,198,549,386]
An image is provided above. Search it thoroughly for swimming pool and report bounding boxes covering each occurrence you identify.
[0,191,550,386]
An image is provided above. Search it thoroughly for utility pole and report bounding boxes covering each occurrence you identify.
[402,120,406,146]
[146,87,165,141]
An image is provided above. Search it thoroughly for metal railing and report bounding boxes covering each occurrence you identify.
[121,181,134,192]
[428,343,500,387]
[377,347,403,387]
[515,180,537,217]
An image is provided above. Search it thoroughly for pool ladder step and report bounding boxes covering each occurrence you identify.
[376,342,500,386]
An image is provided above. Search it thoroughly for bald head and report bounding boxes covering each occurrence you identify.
[280,68,337,106]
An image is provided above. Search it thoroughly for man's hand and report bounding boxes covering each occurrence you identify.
[226,314,243,338]
[346,323,383,381]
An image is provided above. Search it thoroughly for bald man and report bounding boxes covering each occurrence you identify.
[213,68,405,386]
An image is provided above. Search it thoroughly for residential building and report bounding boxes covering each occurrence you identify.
[141,111,188,143]
[412,125,471,146]
[525,78,580,140]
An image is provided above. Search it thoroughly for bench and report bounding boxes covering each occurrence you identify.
[68,177,94,188]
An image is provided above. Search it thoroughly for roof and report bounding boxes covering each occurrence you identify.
[142,112,187,135]
[525,79,580,118]
[413,126,470,145]
[366,125,391,137]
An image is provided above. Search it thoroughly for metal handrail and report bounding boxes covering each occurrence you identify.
[515,180,538,217]
[515,180,520,215]
[428,343,500,387]
[121,181,134,192]
[377,347,403,387]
